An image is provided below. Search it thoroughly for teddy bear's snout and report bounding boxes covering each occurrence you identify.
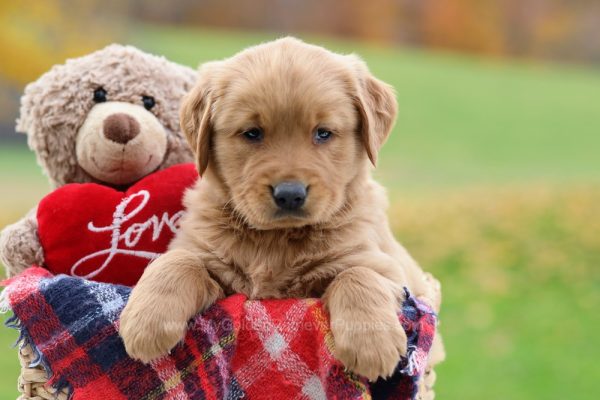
[76,101,169,185]
[103,113,140,144]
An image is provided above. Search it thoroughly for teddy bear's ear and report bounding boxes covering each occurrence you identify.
[180,62,221,176]
[347,55,398,166]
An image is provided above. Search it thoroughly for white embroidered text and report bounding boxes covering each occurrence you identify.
[70,190,183,279]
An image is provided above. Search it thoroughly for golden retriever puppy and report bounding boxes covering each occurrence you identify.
[119,37,440,381]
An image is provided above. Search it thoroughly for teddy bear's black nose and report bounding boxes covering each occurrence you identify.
[103,113,140,144]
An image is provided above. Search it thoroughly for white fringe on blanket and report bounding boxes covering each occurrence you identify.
[0,287,12,314]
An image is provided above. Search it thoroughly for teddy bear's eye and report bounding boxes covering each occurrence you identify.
[142,95,155,110]
[93,88,107,103]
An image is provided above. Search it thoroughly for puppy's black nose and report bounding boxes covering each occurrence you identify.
[272,182,307,211]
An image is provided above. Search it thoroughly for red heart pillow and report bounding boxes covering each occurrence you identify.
[37,163,198,286]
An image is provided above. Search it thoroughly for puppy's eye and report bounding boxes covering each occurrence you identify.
[142,95,156,110]
[242,128,263,142]
[93,88,107,103]
[314,127,333,144]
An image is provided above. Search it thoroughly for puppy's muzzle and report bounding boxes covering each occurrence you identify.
[272,181,307,211]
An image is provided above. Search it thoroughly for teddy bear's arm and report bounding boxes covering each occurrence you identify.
[0,207,44,277]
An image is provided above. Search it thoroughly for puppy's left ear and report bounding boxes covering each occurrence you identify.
[180,62,221,176]
[349,56,398,166]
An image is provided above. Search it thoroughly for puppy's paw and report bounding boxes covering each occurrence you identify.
[332,310,407,381]
[119,297,188,363]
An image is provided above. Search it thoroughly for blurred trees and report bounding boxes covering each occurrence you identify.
[0,0,122,85]
[0,0,121,129]
[1,0,598,88]
[423,0,600,64]
[130,0,600,65]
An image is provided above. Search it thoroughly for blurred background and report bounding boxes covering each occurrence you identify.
[1,0,599,399]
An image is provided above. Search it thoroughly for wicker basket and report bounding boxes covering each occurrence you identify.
[17,344,68,400]
[417,367,437,400]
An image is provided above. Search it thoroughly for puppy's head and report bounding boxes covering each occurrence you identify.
[181,37,397,229]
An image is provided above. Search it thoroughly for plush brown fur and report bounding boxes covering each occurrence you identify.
[0,45,196,277]
[120,38,443,384]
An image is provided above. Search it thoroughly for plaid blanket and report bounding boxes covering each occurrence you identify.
[1,267,436,400]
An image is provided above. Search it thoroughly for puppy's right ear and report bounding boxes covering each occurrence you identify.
[180,62,221,176]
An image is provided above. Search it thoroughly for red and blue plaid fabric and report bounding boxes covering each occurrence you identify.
[1,267,436,400]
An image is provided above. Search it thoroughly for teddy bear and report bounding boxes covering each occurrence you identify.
[0,44,198,283]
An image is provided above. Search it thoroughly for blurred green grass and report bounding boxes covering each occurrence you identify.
[0,25,598,399]
[389,187,600,399]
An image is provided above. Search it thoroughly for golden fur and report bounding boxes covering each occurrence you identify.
[119,37,441,382]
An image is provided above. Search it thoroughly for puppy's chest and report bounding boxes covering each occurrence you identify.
[212,237,338,299]
[247,260,332,299]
